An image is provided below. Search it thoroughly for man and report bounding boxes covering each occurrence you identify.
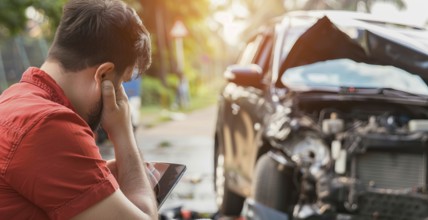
[0,0,157,219]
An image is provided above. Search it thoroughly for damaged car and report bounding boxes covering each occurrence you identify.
[214,10,428,220]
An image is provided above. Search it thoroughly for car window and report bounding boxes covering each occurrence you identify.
[280,25,311,63]
[271,17,315,86]
[238,35,264,65]
[254,36,273,71]
[237,33,273,75]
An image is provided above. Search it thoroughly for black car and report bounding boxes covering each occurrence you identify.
[214,11,428,220]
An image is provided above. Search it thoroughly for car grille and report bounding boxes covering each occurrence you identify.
[357,191,428,220]
[356,151,426,190]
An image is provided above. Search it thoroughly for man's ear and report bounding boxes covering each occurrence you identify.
[94,62,115,85]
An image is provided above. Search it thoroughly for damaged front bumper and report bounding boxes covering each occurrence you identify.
[243,190,428,220]
[242,199,290,220]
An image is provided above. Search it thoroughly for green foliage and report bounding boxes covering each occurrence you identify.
[0,0,66,37]
[132,0,224,111]
[139,75,222,128]
[166,74,180,90]
[141,75,175,107]
[0,1,27,36]
[136,0,217,76]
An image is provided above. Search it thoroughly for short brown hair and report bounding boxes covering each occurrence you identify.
[48,0,151,76]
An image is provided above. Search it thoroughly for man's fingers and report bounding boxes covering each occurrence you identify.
[115,84,128,101]
[102,80,117,109]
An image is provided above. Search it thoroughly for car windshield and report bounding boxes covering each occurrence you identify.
[281,59,428,96]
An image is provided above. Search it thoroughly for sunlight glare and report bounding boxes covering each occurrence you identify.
[210,0,227,7]
[211,1,249,45]
[371,0,428,27]
[231,2,249,18]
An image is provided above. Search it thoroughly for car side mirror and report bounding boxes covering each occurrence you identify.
[224,64,264,88]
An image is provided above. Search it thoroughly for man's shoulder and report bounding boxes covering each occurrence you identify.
[0,86,80,139]
[2,90,70,117]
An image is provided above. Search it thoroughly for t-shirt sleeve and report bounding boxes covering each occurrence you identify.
[4,110,119,220]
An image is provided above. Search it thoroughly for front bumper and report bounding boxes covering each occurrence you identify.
[243,190,428,220]
[242,199,290,220]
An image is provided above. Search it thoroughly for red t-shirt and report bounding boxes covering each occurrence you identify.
[0,67,119,219]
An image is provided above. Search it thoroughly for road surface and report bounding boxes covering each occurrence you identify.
[100,105,218,216]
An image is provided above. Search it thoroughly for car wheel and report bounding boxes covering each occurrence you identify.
[252,153,298,215]
[214,134,245,216]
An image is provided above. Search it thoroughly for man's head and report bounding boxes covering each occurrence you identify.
[46,0,151,130]
[48,0,151,76]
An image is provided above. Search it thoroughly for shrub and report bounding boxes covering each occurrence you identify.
[141,75,175,107]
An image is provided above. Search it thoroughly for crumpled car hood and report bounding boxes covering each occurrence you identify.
[279,16,428,86]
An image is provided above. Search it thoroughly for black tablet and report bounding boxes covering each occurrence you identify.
[147,162,187,208]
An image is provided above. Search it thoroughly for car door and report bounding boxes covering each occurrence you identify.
[220,32,273,195]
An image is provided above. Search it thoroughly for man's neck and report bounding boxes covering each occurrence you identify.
[40,61,88,121]
[41,61,65,84]
[40,61,74,100]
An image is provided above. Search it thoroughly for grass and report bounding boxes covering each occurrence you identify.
[140,78,223,128]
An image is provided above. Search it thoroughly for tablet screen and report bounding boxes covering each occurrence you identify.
[147,162,187,208]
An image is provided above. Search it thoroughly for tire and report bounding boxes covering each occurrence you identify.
[252,153,298,215]
[214,134,245,217]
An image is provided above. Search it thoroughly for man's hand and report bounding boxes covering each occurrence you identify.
[99,81,158,218]
[107,160,161,191]
[101,80,133,139]
[146,162,161,189]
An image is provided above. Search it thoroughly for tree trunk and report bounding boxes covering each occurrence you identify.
[155,2,168,86]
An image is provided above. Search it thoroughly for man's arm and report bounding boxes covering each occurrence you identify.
[71,191,152,220]
[73,80,157,219]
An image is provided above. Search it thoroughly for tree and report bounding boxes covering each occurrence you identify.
[0,1,66,92]
[132,0,223,108]
[0,0,66,37]
[136,0,213,78]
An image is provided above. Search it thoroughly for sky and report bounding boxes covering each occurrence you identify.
[371,0,428,27]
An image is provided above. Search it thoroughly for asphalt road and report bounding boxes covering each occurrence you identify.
[100,105,218,216]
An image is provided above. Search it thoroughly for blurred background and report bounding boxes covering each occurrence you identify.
[2,0,428,110]
[1,0,428,219]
